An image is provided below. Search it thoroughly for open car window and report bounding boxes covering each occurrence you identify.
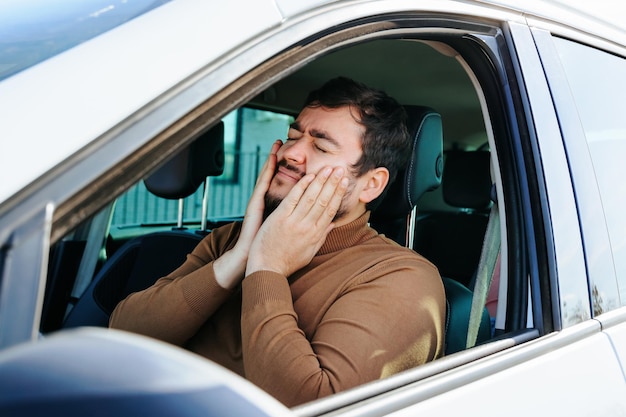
[33,10,559,414]
[4,0,626,415]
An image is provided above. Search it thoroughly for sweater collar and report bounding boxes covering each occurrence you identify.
[317,211,377,255]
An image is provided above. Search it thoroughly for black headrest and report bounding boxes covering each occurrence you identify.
[144,122,225,199]
[442,150,491,210]
[370,106,443,221]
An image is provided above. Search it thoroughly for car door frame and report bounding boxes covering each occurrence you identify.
[296,14,625,417]
[1,0,622,414]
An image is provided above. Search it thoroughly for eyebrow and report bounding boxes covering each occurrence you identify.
[289,122,342,149]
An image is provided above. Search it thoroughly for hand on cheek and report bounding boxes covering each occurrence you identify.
[246,166,349,277]
[213,140,282,290]
[238,140,282,249]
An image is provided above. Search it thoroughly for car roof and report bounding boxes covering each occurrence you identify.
[492,0,624,36]
[0,0,623,210]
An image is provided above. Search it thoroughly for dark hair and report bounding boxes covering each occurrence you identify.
[304,77,410,209]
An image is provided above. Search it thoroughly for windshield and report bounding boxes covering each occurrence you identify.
[0,0,170,82]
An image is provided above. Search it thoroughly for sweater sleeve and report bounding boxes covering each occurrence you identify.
[109,223,241,346]
[240,257,445,407]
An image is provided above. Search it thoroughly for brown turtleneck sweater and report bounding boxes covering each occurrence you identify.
[110,212,445,407]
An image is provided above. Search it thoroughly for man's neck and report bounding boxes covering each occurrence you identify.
[317,210,374,255]
[332,206,367,228]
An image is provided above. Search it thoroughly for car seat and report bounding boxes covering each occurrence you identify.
[414,150,492,289]
[371,111,491,355]
[63,122,225,328]
[369,106,443,245]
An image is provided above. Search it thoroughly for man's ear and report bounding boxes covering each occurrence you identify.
[359,167,389,204]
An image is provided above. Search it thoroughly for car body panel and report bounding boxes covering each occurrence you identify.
[600,308,626,376]
[273,0,336,18]
[0,328,294,417]
[507,21,590,327]
[491,0,624,43]
[0,0,282,206]
[386,323,626,416]
[1,0,625,415]
[0,204,52,347]
[0,0,172,81]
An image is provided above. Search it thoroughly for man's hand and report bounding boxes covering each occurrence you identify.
[213,140,282,289]
[246,166,349,277]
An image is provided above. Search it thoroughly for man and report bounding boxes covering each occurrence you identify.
[110,77,445,407]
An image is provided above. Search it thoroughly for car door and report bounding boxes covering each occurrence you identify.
[2,1,626,416]
[293,7,626,417]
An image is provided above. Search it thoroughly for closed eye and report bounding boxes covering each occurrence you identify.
[314,143,328,153]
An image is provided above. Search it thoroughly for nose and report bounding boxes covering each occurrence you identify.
[280,138,308,165]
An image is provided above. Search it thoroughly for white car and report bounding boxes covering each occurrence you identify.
[1,0,625,415]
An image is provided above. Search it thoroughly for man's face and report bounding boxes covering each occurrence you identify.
[264,105,367,222]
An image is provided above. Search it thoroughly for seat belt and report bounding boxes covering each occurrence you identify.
[466,201,500,348]
[65,203,114,318]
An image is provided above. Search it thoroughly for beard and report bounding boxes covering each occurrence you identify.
[263,161,353,222]
[263,192,284,220]
[263,191,350,222]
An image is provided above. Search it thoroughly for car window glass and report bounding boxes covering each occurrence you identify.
[110,107,294,230]
[553,37,626,307]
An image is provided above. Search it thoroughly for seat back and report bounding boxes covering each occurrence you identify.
[63,123,224,328]
[414,150,493,353]
[143,123,225,199]
[370,113,492,355]
[63,232,202,327]
[442,277,491,355]
[414,150,492,288]
[370,105,443,246]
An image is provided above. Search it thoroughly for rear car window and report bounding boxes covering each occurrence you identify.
[553,37,626,305]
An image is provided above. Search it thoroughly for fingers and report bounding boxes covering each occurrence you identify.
[301,167,348,222]
[281,166,348,225]
[247,140,282,208]
[325,173,349,220]
[278,173,315,213]
[254,140,282,188]
[241,140,282,233]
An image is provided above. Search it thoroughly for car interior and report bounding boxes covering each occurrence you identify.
[40,29,538,403]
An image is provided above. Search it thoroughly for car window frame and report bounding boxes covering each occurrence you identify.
[0,203,53,348]
[504,22,592,330]
[5,5,568,413]
[22,6,537,392]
